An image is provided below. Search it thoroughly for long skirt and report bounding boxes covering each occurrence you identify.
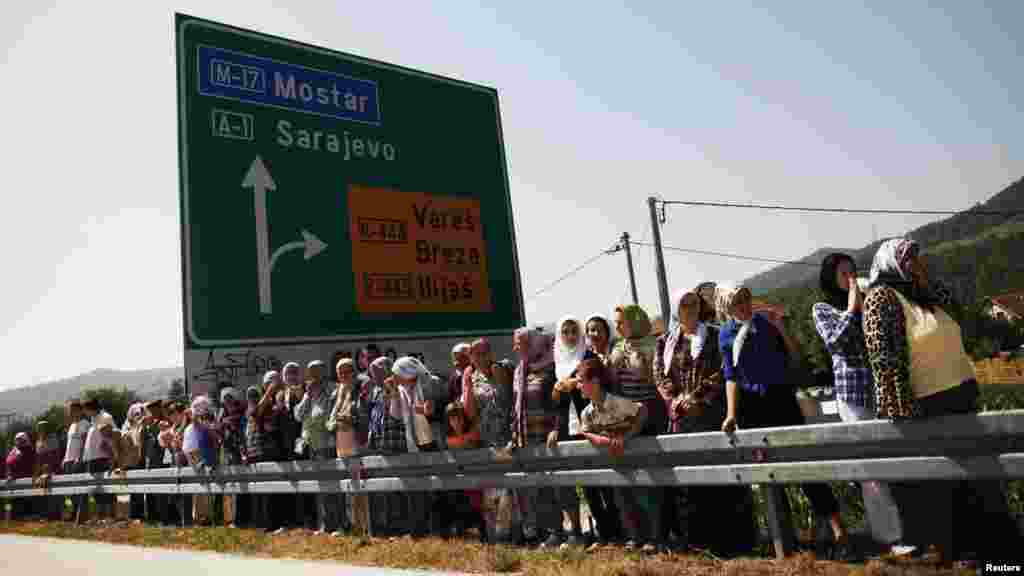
[516,429,560,541]
[584,487,620,542]
[311,448,341,532]
[337,432,369,536]
[738,390,840,519]
[482,487,521,544]
[890,380,1019,560]
[367,415,410,537]
[664,396,757,556]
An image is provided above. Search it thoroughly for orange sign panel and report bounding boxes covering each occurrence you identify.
[348,184,492,313]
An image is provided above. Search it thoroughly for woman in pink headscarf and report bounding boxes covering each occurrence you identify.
[654,287,755,557]
[5,432,36,519]
[510,327,562,548]
[461,337,518,544]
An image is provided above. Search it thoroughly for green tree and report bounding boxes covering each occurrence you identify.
[80,387,139,428]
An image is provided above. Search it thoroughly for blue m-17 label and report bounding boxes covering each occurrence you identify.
[197,45,381,126]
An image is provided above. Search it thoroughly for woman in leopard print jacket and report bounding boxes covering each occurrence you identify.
[863,238,1017,566]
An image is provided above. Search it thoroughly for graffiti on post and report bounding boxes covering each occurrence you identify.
[189,349,283,397]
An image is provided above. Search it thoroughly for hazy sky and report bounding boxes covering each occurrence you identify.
[2,1,1022,389]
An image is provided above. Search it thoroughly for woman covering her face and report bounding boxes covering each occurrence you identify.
[814,253,909,555]
[862,238,1019,564]
[390,356,441,538]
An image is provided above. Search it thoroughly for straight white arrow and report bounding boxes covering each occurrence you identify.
[243,156,276,315]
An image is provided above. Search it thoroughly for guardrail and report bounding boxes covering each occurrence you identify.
[5,410,1024,559]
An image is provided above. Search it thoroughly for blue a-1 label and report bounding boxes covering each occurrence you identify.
[197,45,381,125]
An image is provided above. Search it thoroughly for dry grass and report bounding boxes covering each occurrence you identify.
[0,520,975,575]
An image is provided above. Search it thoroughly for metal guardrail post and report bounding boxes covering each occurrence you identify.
[762,485,796,560]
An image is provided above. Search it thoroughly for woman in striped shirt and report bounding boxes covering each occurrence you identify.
[607,304,666,553]
[510,328,562,548]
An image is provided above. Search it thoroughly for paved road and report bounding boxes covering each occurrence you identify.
[0,534,474,576]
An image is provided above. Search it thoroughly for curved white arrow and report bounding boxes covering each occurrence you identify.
[270,229,328,272]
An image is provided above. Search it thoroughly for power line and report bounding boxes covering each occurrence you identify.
[526,248,616,302]
[657,199,1024,217]
[633,241,819,268]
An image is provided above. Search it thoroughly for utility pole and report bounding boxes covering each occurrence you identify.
[648,197,672,325]
[621,232,640,305]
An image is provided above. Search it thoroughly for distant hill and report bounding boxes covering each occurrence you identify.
[745,248,857,295]
[0,367,183,419]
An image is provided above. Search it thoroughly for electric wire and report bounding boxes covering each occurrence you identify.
[656,199,1024,217]
[632,241,820,268]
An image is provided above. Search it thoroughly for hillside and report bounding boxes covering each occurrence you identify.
[0,367,183,419]
[745,248,857,295]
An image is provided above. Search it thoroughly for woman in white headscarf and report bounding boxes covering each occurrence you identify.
[391,356,438,538]
[550,316,589,548]
[716,282,847,559]
[120,402,147,519]
[863,238,1018,565]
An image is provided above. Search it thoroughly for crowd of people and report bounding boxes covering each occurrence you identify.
[4,237,1020,566]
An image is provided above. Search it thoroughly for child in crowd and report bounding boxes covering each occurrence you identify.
[328,357,367,536]
[247,375,283,532]
[576,352,651,553]
[183,395,219,525]
[81,399,116,522]
[216,387,246,527]
[62,400,89,521]
[4,432,36,519]
[443,401,484,540]
[142,400,169,525]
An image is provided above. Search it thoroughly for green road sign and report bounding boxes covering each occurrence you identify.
[176,14,524,349]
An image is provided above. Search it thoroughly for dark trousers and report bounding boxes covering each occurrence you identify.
[230,494,249,527]
[436,491,482,538]
[663,397,758,556]
[584,486,621,542]
[369,491,409,537]
[250,494,271,530]
[615,397,668,544]
[9,497,32,519]
[128,466,145,520]
[142,464,169,525]
[86,459,114,519]
[64,462,87,522]
[738,390,840,519]
[145,493,166,524]
[177,494,194,527]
